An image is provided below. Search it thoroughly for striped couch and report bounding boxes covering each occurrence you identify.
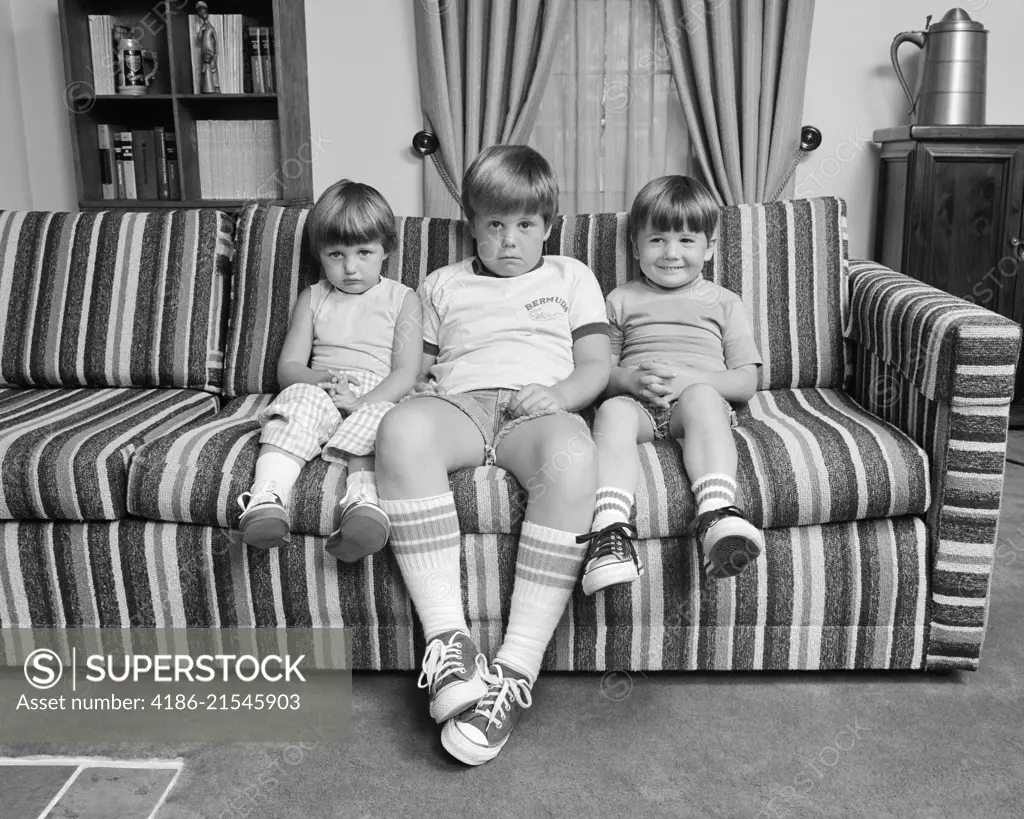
[0,198,1019,673]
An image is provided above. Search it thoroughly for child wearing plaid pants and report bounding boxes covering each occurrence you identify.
[237,179,421,562]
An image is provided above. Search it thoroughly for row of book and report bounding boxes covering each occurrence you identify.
[189,15,276,94]
[98,126,180,201]
[196,120,282,200]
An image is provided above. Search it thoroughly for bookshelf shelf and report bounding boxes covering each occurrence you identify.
[58,0,311,212]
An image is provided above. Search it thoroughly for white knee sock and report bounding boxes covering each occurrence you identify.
[251,452,303,506]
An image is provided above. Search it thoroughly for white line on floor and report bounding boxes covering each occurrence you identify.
[146,764,183,819]
[0,756,183,768]
[34,765,84,819]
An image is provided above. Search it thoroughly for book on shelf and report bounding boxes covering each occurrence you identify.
[196,119,281,199]
[87,15,116,95]
[97,125,180,201]
[165,132,181,200]
[119,132,138,200]
[97,124,117,199]
[190,15,270,94]
[261,26,275,93]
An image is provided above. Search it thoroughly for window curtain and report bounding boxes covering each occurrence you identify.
[530,0,692,215]
[654,0,815,205]
[415,0,571,218]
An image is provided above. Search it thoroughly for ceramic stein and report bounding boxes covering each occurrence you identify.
[115,34,158,95]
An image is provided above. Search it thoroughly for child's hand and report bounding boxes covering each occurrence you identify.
[318,372,362,413]
[632,360,677,408]
[411,379,448,398]
[509,384,564,417]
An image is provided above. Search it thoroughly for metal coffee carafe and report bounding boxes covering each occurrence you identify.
[890,7,987,126]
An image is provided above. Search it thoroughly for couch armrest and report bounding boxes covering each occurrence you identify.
[846,260,1022,671]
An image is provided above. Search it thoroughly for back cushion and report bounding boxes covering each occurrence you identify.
[224,197,847,397]
[0,209,233,392]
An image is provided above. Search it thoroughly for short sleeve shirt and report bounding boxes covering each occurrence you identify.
[606,277,762,373]
[420,255,609,394]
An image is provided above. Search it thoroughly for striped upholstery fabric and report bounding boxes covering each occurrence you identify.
[0,388,217,522]
[0,210,233,392]
[847,260,1023,671]
[127,394,347,533]
[125,387,928,536]
[0,517,927,671]
[222,198,847,397]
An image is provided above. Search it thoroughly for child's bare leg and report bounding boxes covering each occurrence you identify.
[490,415,597,678]
[671,383,762,579]
[375,398,490,723]
[373,399,481,630]
[442,414,596,762]
[347,454,373,474]
[578,398,655,595]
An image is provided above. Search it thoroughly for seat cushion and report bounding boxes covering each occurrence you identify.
[126,394,348,534]
[0,210,233,392]
[129,388,930,540]
[0,388,218,522]
[453,388,931,537]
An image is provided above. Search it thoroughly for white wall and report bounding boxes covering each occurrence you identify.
[798,1,1024,260]
[306,0,422,214]
[0,0,35,210]
[8,0,76,211]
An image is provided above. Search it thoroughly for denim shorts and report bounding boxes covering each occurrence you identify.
[400,387,592,465]
[618,394,739,441]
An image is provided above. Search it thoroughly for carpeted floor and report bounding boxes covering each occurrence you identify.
[3,434,1023,819]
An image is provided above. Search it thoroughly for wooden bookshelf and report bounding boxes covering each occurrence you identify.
[58,0,313,211]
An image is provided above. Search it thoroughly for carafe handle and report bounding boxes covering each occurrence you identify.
[890,31,926,115]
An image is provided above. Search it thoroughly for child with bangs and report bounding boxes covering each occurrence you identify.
[577,175,765,596]
[372,144,610,766]
[236,179,421,562]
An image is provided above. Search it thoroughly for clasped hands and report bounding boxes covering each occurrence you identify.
[631,360,703,408]
[318,372,362,413]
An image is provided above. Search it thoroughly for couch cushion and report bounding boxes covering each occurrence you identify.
[0,210,233,392]
[223,197,848,398]
[128,387,929,539]
[126,394,348,534]
[452,388,930,536]
[0,388,218,522]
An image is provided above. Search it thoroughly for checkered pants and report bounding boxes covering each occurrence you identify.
[258,372,393,461]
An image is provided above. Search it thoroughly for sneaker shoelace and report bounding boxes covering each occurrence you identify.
[417,635,485,693]
[576,522,640,566]
[473,665,533,731]
[237,489,282,514]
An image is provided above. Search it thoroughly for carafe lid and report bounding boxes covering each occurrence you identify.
[930,7,987,32]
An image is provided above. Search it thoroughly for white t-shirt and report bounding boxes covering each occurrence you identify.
[420,256,609,394]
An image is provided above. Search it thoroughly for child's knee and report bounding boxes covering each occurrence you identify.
[375,404,434,463]
[529,427,597,495]
[593,397,640,433]
[677,383,720,414]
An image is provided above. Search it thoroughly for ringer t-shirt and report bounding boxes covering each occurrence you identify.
[607,276,762,373]
[420,255,609,394]
[308,277,412,378]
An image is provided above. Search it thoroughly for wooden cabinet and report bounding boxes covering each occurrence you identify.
[873,126,1024,407]
[58,0,312,211]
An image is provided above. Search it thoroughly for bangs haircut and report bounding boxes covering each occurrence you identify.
[628,176,719,244]
[461,145,559,225]
[308,179,398,256]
